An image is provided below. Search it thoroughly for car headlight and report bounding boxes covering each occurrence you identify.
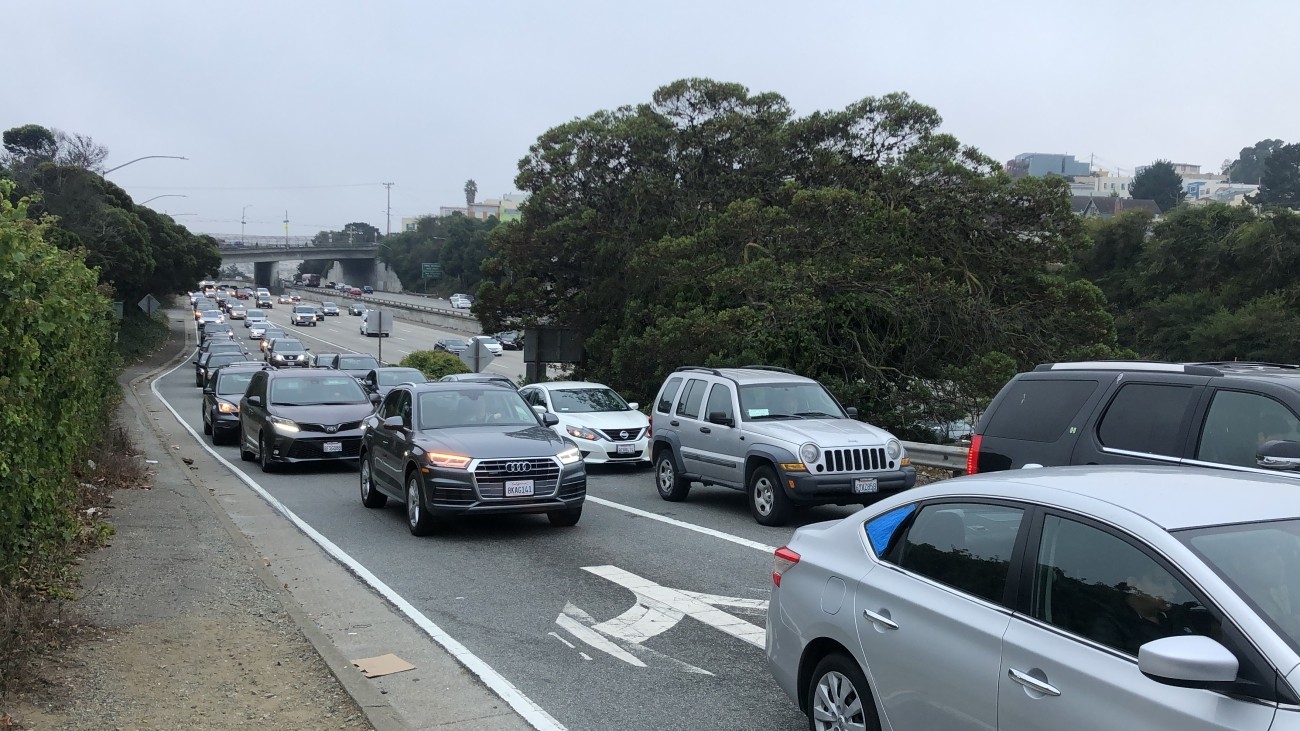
[799,443,821,463]
[217,401,238,414]
[269,415,299,434]
[886,439,902,461]
[425,451,470,469]
[558,446,582,464]
[565,424,600,441]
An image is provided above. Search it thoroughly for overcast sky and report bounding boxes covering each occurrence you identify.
[5,0,1293,237]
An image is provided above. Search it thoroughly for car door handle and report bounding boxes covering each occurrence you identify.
[861,609,898,630]
[700,427,711,434]
[1007,668,1061,697]
[670,420,680,426]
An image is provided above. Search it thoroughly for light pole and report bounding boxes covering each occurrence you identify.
[241,204,253,245]
[139,194,187,206]
[102,155,188,175]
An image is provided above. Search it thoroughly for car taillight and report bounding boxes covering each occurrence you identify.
[966,434,982,475]
[772,546,800,587]
[647,414,653,439]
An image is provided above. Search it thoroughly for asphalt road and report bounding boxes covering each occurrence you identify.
[167,305,864,731]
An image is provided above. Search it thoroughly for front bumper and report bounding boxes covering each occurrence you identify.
[573,436,650,464]
[212,412,240,433]
[780,466,917,505]
[424,462,587,516]
[264,428,364,463]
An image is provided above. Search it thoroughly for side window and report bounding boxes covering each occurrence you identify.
[982,379,1098,443]
[1097,383,1196,457]
[251,373,267,400]
[657,377,683,414]
[1197,390,1300,468]
[676,378,707,419]
[892,502,1024,605]
[379,391,402,419]
[1032,515,1218,657]
[704,384,734,422]
[399,392,413,429]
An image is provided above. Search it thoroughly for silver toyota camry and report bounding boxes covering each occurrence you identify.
[767,465,1300,730]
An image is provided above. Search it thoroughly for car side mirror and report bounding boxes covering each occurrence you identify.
[532,405,546,414]
[707,411,734,427]
[1138,636,1238,690]
[845,406,858,418]
[627,402,640,411]
[246,395,262,407]
[369,393,382,404]
[542,412,559,427]
[1258,439,1300,470]
[203,387,215,395]
[382,415,404,430]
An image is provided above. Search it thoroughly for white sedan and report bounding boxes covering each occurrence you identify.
[517,381,650,465]
[469,335,503,356]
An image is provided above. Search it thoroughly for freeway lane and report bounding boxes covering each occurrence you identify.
[173,312,862,730]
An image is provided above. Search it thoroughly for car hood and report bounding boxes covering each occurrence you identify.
[743,418,895,446]
[553,410,649,431]
[268,402,374,423]
[414,425,569,458]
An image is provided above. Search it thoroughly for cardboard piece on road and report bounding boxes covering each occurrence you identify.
[351,653,416,678]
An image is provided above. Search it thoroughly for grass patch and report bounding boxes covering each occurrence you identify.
[114,309,170,365]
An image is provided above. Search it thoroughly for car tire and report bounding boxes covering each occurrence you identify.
[748,464,793,526]
[359,454,387,509]
[202,414,212,435]
[239,428,254,462]
[258,434,276,473]
[806,653,881,731]
[654,449,690,502]
[548,507,582,527]
[406,470,437,536]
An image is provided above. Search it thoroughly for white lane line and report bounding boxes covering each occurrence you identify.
[148,355,567,731]
[582,566,766,649]
[555,607,646,668]
[547,631,576,649]
[584,496,776,554]
[579,652,592,661]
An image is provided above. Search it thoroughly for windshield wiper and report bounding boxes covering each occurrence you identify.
[750,414,804,420]
[795,411,837,418]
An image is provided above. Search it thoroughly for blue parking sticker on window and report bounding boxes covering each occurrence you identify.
[865,504,916,556]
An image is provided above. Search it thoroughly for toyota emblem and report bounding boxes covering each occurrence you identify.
[325,425,338,434]
[504,461,531,473]
[619,430,629,440]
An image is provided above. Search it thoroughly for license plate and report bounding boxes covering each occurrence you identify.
[616,444,635,455]
[505,479,534,497]
[323,441,342,453]
[853,477,878,494]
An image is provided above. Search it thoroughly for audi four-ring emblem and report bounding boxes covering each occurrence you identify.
[504,461,531,473]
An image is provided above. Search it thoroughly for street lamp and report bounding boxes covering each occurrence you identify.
[139,194,187,206]
[102,155,188,175]
[241,204,253,245]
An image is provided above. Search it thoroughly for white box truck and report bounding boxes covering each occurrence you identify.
[360,310,393,338]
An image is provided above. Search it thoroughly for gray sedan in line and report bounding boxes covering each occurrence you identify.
[767,465,1300,731]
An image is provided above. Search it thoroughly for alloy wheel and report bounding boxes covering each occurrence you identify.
[812,670,866,731]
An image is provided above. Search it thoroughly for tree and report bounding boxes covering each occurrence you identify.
[2,124,56,161]
[1252,142,1300,209]
[464,179,478,208]
[377,213,496,293]
[1129,160,1185,212]
[1223,138,1286,184]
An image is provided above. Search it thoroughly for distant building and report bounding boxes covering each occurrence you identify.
[439,193,529,222]
[1071,196,1163,219]
[1136,162,1202,176]
[1071,175,1135,198]
[1006,153,1091,178]
[400,216,425,233]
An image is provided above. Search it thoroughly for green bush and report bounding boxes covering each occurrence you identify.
[400,350,470,380]
[0,181,119,590]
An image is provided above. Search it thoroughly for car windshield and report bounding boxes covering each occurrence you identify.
[323,302,337,307]
[208,354,247,368]
[207,343,242,354]
[738,383,845,420]
[442,339,467,349]
[217,371,256,396]
[273,341,305,353]
[264,329,285,338]
[270,375,367,405]
[202,310,221,318]
[548,388,631,413]
[1180,519,1300,652]
[417,389,538,429]
[378,369,426,386]
[293,306,314,314]
[337,356,379,370]
[247,310,265,318]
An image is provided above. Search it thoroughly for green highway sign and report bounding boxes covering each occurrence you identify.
[421,262,442,279]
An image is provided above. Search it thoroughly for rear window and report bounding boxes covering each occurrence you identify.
[1097,383,1195,457]
[982,378,1098,443]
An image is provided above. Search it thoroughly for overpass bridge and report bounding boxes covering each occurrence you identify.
[217,242,384,288]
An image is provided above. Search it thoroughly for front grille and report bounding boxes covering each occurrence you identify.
[297,420,363,433]
[598,427,645,442]
[473,458,560,499]
[557,477,586,499]
[821,447,889,473]
[432,483,476,507]
[285,437,361,459]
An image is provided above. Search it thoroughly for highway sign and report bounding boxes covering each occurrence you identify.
[421,262,442,279]
[137,293,161,316]
[459,339,495,373]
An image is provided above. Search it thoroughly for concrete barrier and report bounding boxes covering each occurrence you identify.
[283,287,483,336]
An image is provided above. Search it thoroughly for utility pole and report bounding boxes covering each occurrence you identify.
[283,210,289,247]
[383,182,394,238]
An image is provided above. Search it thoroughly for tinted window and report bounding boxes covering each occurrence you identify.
[273,341,305,353]
[705,384,734,422]
[894,502,1023,604]
[657,377,683,414]
[983,378,1098,443]
[1097,383,1195,456]
[269,375,366,405]
[337,355,380,370]
[676,378,707,419]
[416,389,537,429]
[378,369,426,386]
[378,390,402,419]
[217,371,255,396]
[1197,390,1300,468]
[1033,515,1217,657]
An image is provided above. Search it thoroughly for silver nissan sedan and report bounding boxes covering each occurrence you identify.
[767,465,1300,731]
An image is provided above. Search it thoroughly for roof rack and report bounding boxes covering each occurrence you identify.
[1035,361,1222,377]
[675,366,722,376]
[739,365,797,374]
[1190,361,1300,371]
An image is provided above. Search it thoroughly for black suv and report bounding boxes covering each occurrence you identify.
[969,360,1300,478]
[202,362,264,444]
[238,368,380,471]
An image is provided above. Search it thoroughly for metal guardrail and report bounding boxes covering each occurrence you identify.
[286,286,476,320]
[903,441,969,475]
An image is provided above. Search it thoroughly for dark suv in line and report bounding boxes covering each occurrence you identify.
[358,382,585,535]
[968,360,1300,479]
[238,368,380,472]
[202,361,264,444]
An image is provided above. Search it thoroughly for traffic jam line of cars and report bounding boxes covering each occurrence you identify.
[189,284,1300,730]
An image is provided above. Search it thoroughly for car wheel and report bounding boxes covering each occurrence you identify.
[548,506,582,527]
[239,427,254,462]
[359,454,387,509]
[654,449,690,501]
[748,464,793,526]
[806,653,881,731]
[406,470,437,536]
[202,412,212,435]
[259,434,276,473]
